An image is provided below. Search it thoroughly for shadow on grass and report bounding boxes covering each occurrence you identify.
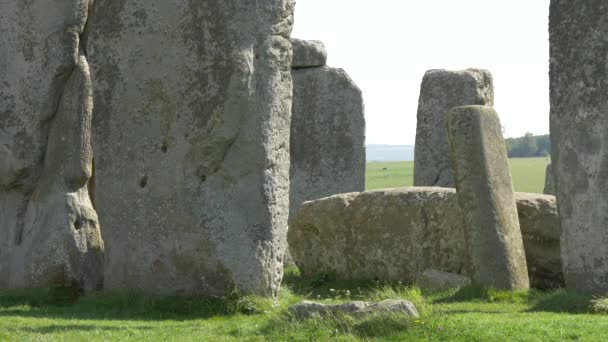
[527,290,594,314]
[430,284,529,304]
[0,287,260,321]
[3,324,153,334]
[431,284,596,315]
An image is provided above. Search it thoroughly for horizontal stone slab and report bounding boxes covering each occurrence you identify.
[289,188,562,289]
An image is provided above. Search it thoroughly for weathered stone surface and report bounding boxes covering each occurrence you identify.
[549,0,608,293]
[290,66,365,221]
[0,1,103,290]
[543,164,555,195]
[417,269,471,290]
[290,299,419,320]
[286,65,365,265]
[414,69,494,187]
[291,39,327,68]
[448,105,529,290]
[289,188,561,289]
[88,0,295,296]
[516,193,563,289]
[289,188,468,283]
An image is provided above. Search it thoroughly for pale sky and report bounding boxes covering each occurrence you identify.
[292,0,550,145]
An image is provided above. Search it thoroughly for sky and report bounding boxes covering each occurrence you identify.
[291,0,550,145]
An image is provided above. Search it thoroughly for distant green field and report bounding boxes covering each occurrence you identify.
[367,157,551,194]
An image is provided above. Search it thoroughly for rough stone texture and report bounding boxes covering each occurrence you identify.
[414,69,494,187]
[291,39,327,68]
[289,188,561,289]
[448,105,529,290]
[516,193,563,289]
[549,0,608,293]
[0,1,103,290]
[290,300,419,320]
[543,164,555,195]
[286,64,366,266]
[88,1,295,296]
[290,66,365,222]
[417,269,471,290]
[289,188,468,284]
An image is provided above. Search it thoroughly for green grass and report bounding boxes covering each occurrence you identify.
[508,157,552,193]
[2,267,608,341]
[366,161,414,190]
[366,157,551,193]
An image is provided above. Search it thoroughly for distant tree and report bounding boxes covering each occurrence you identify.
[522,132,538,156]
[536,135,551,156]
[504,133,550,158]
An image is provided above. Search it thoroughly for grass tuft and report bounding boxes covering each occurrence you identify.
[591,297,608,314]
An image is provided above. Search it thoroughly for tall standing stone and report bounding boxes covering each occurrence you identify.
[414,69,494,187]
[88,0,295,296]
[550,0,608,293]
[290,65,366,224]
[448,106,529,290]
[0,1,103,290]
[543,164,555,195]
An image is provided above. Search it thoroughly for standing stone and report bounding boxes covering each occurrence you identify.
[291,39,327,68]
[543,164,555,195]
[447,105,529,290]
[0,1,103,290]
[290,66,366,225]
[88,0,295,296]
[550,0,608,293]
[414,69,494,187]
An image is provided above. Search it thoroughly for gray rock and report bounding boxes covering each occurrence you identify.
[516,193,563,289]
[286,65,365,265]
[417,269,471,290]
[0,1,103,290]
[290,299,419,320]
[414,69,494,187]
[289,188,468,284]
[87,0,295,296]
[448,105,529,290]
[543,164,555,195]
[290,66,366,226]
[291,39,327,68]
[549,0,608,293]
[289,188,561,289]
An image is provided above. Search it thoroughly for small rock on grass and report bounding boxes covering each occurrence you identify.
[289,299,420,320]
[417,269,471,291]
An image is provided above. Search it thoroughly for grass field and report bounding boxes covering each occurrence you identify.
[367,157,551,193]
[1,267,608,341]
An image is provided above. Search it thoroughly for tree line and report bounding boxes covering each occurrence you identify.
[505,133,550,158]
